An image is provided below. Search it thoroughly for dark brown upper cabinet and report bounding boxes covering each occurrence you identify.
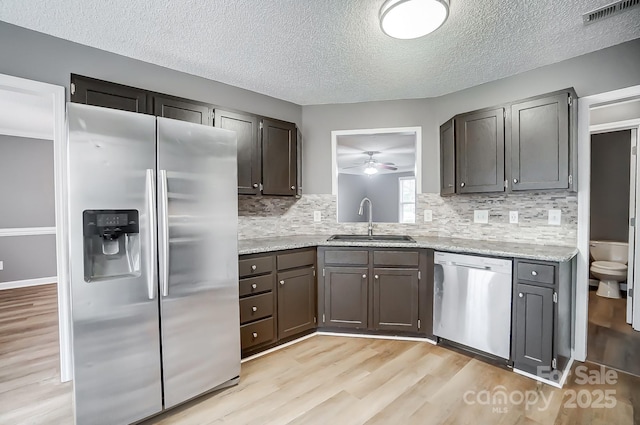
[70,74,148,114]
[71,75,301,197]
[153,95,212,125]
[455,108,505,193]
[439,118,456,196]
[261,119,298,196]
[440,88,577,195]
[508,92,571,191]
[215,110,261,195]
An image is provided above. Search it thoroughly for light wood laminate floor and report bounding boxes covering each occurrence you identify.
[588,288,640,377]
[2,284,640,424]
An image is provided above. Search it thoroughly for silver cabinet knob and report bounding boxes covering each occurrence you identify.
[251,283,257,289]
[519,293,523,298]
[513,178,518,184]
[253,183,258,188]
[374,275,379,279]
[252,306,258,312]
[280,280,285,285]
[362,274,367,279]
[531,270,538,276]
[290,185,295,190]
[251,265,257,271]
[252,332,258,338]
[460,182,465,187]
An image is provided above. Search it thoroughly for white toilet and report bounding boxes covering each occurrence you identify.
[589,240,628,299]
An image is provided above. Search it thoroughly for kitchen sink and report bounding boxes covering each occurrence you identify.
[327,234,416,242]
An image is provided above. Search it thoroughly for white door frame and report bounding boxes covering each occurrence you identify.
[576,85,640,361]
[0,73,71,381]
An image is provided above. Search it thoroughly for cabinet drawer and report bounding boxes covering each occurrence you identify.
[239,256,274,277]
[240,317,275,350]
[373,251,419,267]
[239,293,274,324]
[517,262,555,285]
[277,249,315,271]
[239,274,274,297]
[324,250,368,266]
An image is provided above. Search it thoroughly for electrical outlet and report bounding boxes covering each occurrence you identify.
[474,210,489,224]
[0,260,3,270]
[548,209,562,225]
[509,211,518,224]
[313,211,322,222]
[423,210,433,222]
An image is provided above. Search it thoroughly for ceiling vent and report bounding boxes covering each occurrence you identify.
[583,0,640,24]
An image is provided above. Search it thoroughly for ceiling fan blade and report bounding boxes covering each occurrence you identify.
[377,164,398,170]
[342,164,364,170]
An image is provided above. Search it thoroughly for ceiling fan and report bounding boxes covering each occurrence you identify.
[342,151,398,175]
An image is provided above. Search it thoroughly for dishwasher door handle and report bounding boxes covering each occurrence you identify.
[441,261,491,271]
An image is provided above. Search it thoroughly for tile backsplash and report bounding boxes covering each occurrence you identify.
[238,192,578,247]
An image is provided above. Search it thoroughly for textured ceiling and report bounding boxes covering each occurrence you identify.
[1,0,639,105]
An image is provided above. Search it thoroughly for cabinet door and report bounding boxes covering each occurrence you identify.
[440,118,456,195]
[324,267,368,329]
[262,119,297,196]
[513,283,554,374]
[455,108,505,193]
[70,74,148,113]
[215,110,260,195]
[153,95,211,125]
[510,93,569,190]
[373,268,419,332]
[277,267,316,339]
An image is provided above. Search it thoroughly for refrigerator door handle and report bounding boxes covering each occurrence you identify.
[145,169,157,300]
[159,169,170,297]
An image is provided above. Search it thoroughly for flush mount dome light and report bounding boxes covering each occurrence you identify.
[380,0,449,39]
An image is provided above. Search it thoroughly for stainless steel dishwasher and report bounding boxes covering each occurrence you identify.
[433,251,513,359]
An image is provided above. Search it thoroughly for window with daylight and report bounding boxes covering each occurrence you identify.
[399,177,415,223]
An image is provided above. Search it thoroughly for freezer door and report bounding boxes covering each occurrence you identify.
[67,103,162,424]
[157,117,240,408]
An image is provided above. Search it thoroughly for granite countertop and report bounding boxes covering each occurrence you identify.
[237,235,578,262]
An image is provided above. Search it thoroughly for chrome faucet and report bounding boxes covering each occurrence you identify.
[358,197,373,236]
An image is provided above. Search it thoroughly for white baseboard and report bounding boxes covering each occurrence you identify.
[0,277,57,290]
[513,358,574,389]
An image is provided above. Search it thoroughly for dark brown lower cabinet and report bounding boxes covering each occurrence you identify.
[277,266,316,339]
[513,283,554,372]
[239,248,317,357]
[511,259,573,380]
[318,247,432,337]
[373,268,419,332]
[324,267,369,329]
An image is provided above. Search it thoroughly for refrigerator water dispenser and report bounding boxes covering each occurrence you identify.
[83,210,141,282]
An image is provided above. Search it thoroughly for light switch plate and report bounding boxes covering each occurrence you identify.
[474,210,489,224]
[313,211,322,222]
[509,211,518,224]
[423,210,433,222]
[0,260,3,270]
[548,209,561,225]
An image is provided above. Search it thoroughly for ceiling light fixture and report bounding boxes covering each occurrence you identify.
[364,165,379,175]
[379,0,449,40]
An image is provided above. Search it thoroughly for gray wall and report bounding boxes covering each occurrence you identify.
[0,235,57,282]
[0,135,55,228]
[591,99,640,126]
[0,22,301,126]
[302,38,640,194]
[337,171,414,222]
[590,131,631,242]
[337,173,367,222]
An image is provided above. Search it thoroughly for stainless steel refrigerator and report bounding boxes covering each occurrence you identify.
[67,103,240,424]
